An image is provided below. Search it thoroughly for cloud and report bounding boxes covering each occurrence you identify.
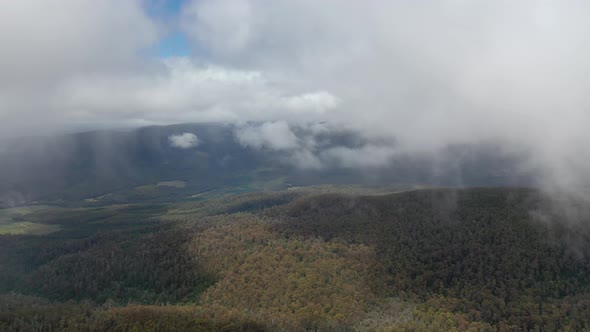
[0,0,158,136]
[0,0,158,83]
[2,0,590,192]
[61,58,340,126]
[169,133,199,149]
[181,0,590,191]
[322,145,397,169]
[0,1,341,138]
[234,122,397,170]
[290,149,323,170]
[181,0,254,57]
[0,55,340,138]
[282,92,341,114]
[235,121,299,150]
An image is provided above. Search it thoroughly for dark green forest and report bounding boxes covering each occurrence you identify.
[1,187,590,331]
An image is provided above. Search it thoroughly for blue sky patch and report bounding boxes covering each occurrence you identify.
[157,30,191,58]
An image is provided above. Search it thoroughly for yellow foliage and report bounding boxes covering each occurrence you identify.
[189,218,377,330]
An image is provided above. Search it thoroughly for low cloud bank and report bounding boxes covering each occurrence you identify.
[2,1,590,195]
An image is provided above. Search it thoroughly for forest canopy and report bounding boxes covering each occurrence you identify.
[1,187,590,331]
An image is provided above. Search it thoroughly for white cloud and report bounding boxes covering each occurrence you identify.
[61,58,340,124]
[235,121,299,150]
[169,133,200,149]
[0,0,159,136]
[180,0,590,191]
[181,0,253,57]
[282,92,341,114]
[0,56,340,138]
[0,0,157,81]
[234,121,397,170]
[2,0,590,191]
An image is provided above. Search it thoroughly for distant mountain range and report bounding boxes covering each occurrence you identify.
[0,123,538,208]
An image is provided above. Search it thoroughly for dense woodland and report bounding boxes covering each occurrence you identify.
[1,187,590,331]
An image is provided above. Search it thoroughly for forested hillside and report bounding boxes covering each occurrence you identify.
[1,187,590,331]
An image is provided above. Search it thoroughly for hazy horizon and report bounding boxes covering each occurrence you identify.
[2,1,590,193]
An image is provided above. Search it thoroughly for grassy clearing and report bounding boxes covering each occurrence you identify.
[286,183,425,195]
[157,180,187,188]
[0,205,54,224]
[0,221,60,235]
[0,205,62,235]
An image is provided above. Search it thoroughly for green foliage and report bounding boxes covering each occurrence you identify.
[190,219,376,330]
[0,294,266,332]
[0,222,60,235]
[2,187,590,331]
[0,203,213,304]
[0,206,62,235]
[274,188,590,330]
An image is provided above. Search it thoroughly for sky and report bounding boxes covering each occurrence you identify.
[1,0,590,191]
[146,0,191,57]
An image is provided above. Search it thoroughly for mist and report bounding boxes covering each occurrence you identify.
[1,0,590,195]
